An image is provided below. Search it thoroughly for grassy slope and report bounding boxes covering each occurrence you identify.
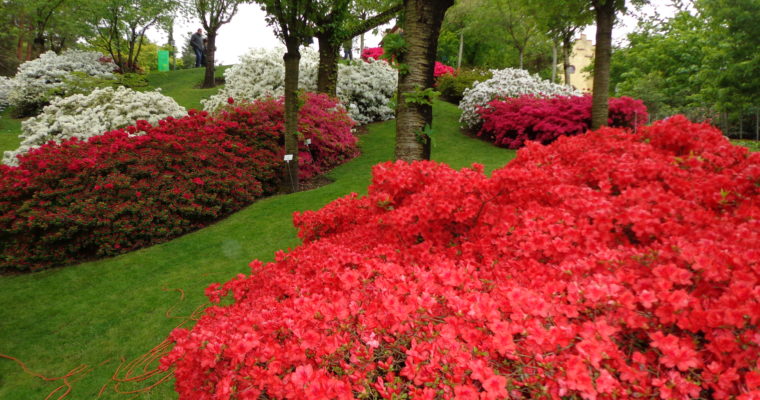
[0,86,516,397]
[146,67,228,110]
[0,110,21,156]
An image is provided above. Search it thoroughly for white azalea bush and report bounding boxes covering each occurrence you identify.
[337,59,397,124]
[3,86,185,165]
[204,47,397,124]
[202,47,319,111]
[0,76,12,112]
[459,68,580,128]
[7,50,116,116]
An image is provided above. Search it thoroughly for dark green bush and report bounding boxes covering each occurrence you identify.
[436,68,492,104]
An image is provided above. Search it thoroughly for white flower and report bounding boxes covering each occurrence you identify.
[204,47,398,124]
[6,50,117,113]
[3,86,185,165]
[459,68,580,128]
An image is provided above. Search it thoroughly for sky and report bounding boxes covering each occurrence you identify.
[146,3,679,66]
[146,5,392,65]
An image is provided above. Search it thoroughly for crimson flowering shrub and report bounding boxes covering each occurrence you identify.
[477,94,648,149]
[434,61,455,78]
[361,47,385,61]
[0,112,277,271]
[162,116,760,399]
[221,93,358,180]
[0,93,357,271]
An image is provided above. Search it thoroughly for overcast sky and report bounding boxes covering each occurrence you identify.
[146,3,679,66]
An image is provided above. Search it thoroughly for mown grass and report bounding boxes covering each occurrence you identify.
[0,93,515,398]
[145,66,228,110]
[0,109,21,156]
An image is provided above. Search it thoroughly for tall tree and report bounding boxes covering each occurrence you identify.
[394,0,454,161]
[255,0,320,192]
[492,0,538,69]
[187,0,244,88]
[89,0,176,73]
[533,0,593,85]
[314,0,402,96]
[589,0,624,129]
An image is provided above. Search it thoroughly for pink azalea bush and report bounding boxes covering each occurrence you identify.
[477,94,648,149]
[434,61,455,78]
[161,116,760,399]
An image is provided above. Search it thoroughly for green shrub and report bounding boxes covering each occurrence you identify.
[436,68,492,104]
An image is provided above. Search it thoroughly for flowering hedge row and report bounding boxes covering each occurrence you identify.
[4,86,186,166]
[221,93,358,180]
[459,67,579,128]
[0,93,357,271]
[477,94,648,148]
[5,50,117,117]
[161,116,759,399]
[360,46,455,78]
[203,48,396,125]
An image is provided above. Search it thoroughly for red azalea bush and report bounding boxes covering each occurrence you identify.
[222,93,358,181]
[161,116,760,399]
[478,94,648,149]
[434,61,455,78]
[0,112,277,272]
[361,47,385,62]
[0,93,357,271]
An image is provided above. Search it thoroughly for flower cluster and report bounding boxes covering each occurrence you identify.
[3,86,186,165]
[202,47,319,111]
[477,94,648,148]
[336,59,397,124]
[220,93,358,180]
[0,76,12,111]
[459,67,579,128]
[204,48,397,125]
[161,116,760,399]
[360,47,384,61]
[434,61,455,78]
[6,50,117,116]
[0,93,357,271]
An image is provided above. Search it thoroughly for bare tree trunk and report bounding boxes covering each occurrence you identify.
[282,46,301,192]
[590,0,616,130]
[316,34,339,97]
[16,33,25,61]
[202,31,217,88]
[518,49,524,69]
[562,36,572,87]
[395,0,454,162]
[551,41,557,82]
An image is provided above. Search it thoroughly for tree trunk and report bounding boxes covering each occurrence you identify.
[395,0,454,162]
[518,48,524,69]
[16,34,25,61]
[316,34,339,97]
[202,32,217,88]
[590,0,616,130]
[282,46,301,192]
[32,34,45,58]
[562,35,572,87]
[551,41,558,82]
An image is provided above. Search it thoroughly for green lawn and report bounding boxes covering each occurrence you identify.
[145,66,228,110]
[0,109,21,156]
[0,92,515,398]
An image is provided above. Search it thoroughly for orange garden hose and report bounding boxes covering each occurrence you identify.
[1,287,208,398]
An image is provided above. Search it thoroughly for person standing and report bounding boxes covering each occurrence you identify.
[342,38,353,60]
[190,29,204,68]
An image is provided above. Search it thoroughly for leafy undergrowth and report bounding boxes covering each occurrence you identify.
[0,100,515,399]
[163,116,759,399]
